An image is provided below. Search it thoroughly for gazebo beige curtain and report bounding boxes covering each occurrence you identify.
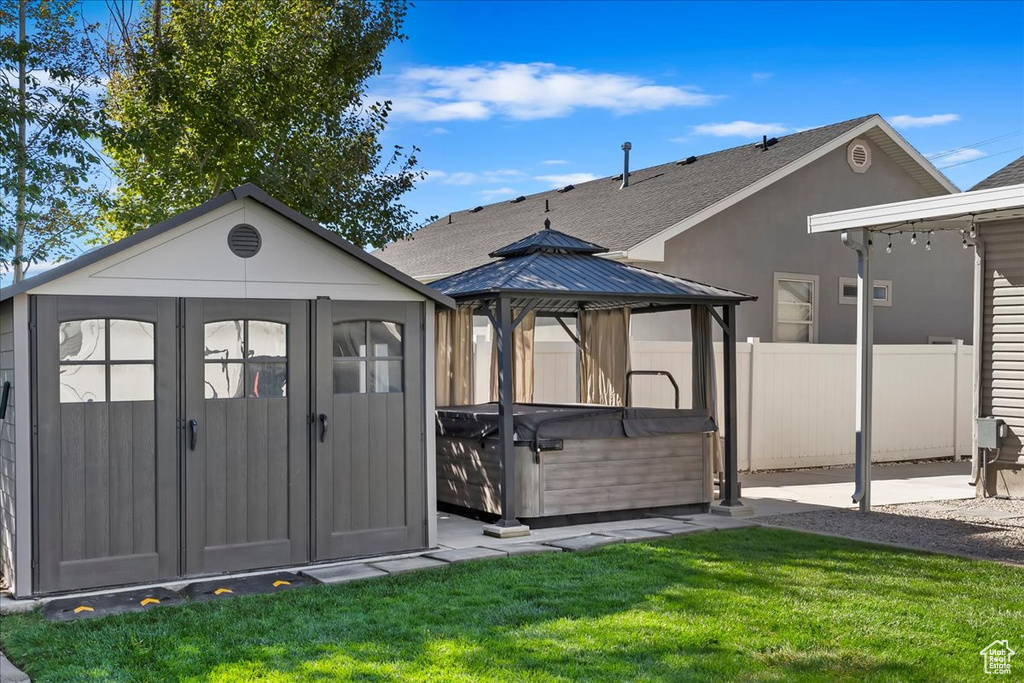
[579,308,631,406]
[435,308,475,406]
[691,306,724,476]
[489,309,536,403]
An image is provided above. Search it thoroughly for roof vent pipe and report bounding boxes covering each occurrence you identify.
[620,141,632,188]
[545,199,550,212]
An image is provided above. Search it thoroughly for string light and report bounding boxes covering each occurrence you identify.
[885,235,893,254]
[926,234,932,251]
[910,232,917,245]
[962,234,969,249]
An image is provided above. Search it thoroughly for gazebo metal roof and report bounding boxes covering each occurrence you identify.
[431,221,756,315]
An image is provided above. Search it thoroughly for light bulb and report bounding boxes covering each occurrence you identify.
[910,232,917,245]
[969,228,976,239]
[885,239,892,254]
[963,236,969,249]
[925,238,932,251]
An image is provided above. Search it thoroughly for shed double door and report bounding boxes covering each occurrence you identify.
[183,299,309,575]
[35,296,179,593]
[313,300,426,559]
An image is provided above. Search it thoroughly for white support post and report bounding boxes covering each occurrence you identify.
[843,229,874,513]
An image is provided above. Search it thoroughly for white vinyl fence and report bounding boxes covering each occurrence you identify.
[471,339,973,472]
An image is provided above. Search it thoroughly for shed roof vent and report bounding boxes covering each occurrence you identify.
[847,139,871,173]
[470,206,483,213]
[227,223,262,258]
[557,184,575,193]
[510,196,526,203]
[676,156,698,166]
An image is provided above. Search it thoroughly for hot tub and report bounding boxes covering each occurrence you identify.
[435,403,716,525]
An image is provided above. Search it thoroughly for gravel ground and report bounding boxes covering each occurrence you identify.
[759,498,1024,565]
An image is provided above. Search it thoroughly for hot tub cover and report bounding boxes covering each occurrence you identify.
[436,403,716,445]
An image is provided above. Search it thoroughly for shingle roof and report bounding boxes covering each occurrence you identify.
[431,226,756,314]
[376,115,881,278]
[970,155,1024,191]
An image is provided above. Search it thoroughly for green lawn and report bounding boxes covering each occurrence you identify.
[2,528,1021,682]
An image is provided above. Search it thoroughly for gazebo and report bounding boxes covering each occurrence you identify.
[430,219,756,534]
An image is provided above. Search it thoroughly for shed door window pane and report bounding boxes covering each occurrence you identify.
[110,320,154,360]
[204,321,245,360]
[60,365,106,403]
[205,362,244,399]
[110,364,155,401]
[247,362,288,398]
[333,321,404,394]
[248,321,287,359]
[60,320,105,361]
[776,277,815,343]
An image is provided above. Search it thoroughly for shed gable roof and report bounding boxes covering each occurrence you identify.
[1,184,453,306]
[376,114,956,277]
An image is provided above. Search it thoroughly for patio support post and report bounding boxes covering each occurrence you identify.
[721,304,742,507]
[495,296,520,526]
[843,229,874,513]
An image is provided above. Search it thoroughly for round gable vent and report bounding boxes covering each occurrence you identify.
[228,223,262,258]
[847,139,871,173]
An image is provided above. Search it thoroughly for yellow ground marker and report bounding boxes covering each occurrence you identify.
[140,598,161,606]
[73,606,94,614]
[272,580,291,587]
[213,588,233,595]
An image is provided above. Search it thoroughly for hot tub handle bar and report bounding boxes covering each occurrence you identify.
[625,370,680,409]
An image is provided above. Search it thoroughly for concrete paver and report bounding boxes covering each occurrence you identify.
[426,547,508,564]
[544,534,623,552]
[600,528,673,541]
[0,652,30,683]
[370,557,449,575]
[481,542,562,556]
[301,563,388,584]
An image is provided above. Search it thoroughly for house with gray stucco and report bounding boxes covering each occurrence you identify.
[377,114,973,345]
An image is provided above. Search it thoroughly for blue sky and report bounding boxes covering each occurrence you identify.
[370,0,1024,225]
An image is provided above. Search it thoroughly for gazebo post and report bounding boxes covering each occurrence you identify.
[720,303,743,508]
[491,295,525,533]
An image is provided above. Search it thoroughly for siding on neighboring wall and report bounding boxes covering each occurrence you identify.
[632,139,973,344]
[0,298,15,586]
[980,218,1024,463]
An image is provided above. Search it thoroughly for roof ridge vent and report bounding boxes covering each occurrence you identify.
[510,196,526,203]
[676,156,698,166]
[557,184,575,193]
[470,206,483,213]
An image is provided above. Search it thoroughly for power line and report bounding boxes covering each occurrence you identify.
[925,130,1023,161]
[938,147,1023,170]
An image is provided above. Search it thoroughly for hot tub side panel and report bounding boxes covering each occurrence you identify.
[436,432,709,519]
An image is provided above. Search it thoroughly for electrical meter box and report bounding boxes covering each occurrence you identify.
[976,417,1006,450]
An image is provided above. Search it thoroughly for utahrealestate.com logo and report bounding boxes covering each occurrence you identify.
[980,640,1015,675]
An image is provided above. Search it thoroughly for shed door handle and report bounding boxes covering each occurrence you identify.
[189,419,199,451]
[319,413,328,443]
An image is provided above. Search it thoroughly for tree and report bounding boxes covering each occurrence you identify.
[103,0,426,249]
[0,0,104,282]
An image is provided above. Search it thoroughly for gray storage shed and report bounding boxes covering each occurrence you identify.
[0,185,452,596]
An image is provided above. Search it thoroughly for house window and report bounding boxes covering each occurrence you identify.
[774,273,819,343]
[839,277,892,307]
[332,321,404,394]
[59,319,156,403]
[203,320,288,399]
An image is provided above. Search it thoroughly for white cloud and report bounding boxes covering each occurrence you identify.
[426,127,450,136]
[926,147,985,169]
[375,62,716,121]
[535,173,599,188]
[479,187,520,199]
[540,159,569,165]
[692,121,790,138]
[421,168,525,186]
[890,113,960,128]
[752,72,774,83]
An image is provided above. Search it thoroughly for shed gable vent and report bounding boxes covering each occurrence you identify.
[847,139,871,173]
[227,223,262,258]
